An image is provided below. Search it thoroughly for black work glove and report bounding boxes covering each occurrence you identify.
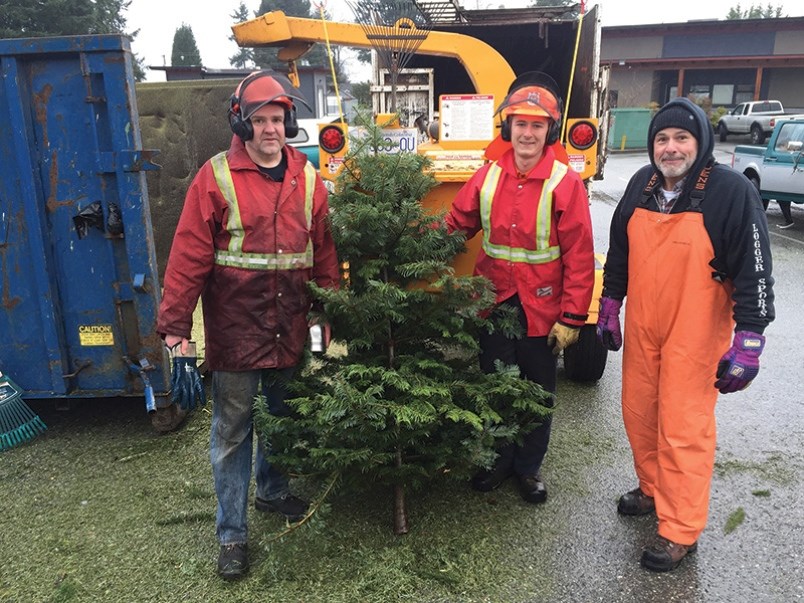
[169,342,206,411]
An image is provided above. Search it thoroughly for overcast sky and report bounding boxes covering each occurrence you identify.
[127,0,801,82]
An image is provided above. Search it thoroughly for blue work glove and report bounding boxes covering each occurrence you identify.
[715,331,765,394]
[596,296,623,351]
[169,342,206,411]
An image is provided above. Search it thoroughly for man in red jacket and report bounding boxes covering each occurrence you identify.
[157,71,339,580]
[446,72,594,504]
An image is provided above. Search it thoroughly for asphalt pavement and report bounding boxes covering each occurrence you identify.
[543,142,803,602]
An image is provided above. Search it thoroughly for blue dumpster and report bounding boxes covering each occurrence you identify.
[0,35,169,405]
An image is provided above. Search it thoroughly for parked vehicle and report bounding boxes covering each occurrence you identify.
[732,117,804,208]
[717,100,786,145]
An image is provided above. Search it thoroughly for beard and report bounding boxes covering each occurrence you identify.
[657,154,695,181]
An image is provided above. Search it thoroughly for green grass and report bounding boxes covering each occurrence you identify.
[0,393,622,603]
[724,507,746,535]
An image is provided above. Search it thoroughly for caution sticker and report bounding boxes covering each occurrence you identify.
[79,324,114,346]
[568,154,586,174]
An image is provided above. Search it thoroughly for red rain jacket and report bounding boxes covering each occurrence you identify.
[157,136,339,370]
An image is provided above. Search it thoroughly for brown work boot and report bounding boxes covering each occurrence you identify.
[640,535,697,572]
[617,487,655,516]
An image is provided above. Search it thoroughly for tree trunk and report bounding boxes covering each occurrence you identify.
[393,448,408,535]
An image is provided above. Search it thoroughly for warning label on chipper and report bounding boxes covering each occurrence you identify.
[79,324,114,346]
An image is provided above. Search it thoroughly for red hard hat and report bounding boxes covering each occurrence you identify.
[233,71,293,119]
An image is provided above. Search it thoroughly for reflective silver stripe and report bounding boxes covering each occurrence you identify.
[209,155,315,270]
[478,160,564,264]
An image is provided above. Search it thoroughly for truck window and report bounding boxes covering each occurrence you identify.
[776,124,804,152]
[734,104,745,116]
[768,102,782,112]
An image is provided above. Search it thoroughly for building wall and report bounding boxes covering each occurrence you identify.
[601,36,662,61]
[767,69,804,113]
[774,30,804,55]
[601,18,804,109]
[608,68,655,107]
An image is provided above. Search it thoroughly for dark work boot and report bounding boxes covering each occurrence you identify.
[518,473,547,504]
[617,487,655,516]
[217,543,248,580]
[640,536,697,572]
[470,462,513,492]
[255,493,309,522]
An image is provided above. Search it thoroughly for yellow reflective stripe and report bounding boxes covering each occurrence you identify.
[303,161,316,230]
[535,160,567,254]
[479,162,503,235]
[210,152,245,253]
[209,154,316,271]
[478,160,563,264]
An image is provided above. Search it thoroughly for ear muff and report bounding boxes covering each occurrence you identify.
[228,71,300,141]
[501,116,511,142]
[500,116,560,145]
[547,119,560,145]
[284,105,299,139]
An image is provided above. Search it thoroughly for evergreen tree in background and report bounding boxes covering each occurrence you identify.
[229,2,255,69]
[0,0,145,80]
[726,3,786,18]
[255,116,551,534]
[171,24,202,66]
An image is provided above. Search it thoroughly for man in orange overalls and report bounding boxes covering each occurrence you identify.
[597,98,775,571]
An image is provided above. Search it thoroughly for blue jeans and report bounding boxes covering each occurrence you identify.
[210,367,296,545]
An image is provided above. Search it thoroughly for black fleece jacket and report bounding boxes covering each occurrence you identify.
[602,97,775,334]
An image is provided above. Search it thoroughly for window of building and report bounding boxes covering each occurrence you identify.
[712,85,734,106]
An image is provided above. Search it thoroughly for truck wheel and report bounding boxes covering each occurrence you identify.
[718,123,728,142]
[748,175,769,210]
[750,125,765,145]
[563,324,608,383]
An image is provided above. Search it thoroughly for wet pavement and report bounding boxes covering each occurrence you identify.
[542,144,804,602]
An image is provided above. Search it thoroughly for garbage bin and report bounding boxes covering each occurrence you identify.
[0,35,169,404]
[607,108,652,151]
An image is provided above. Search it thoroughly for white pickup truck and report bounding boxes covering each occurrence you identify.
[717,100,786,145]
[732,117,804,209]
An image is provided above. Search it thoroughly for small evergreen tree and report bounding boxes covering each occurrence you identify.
[256,115,551,534]
[229,2,255,69]
[171,24,202,66]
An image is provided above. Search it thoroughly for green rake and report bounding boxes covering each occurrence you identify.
[0,370,47,452]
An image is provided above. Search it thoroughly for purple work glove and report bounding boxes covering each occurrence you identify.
[715,331,766,394]
[596,296,623,351]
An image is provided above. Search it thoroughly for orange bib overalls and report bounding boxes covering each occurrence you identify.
[622,207,733,545]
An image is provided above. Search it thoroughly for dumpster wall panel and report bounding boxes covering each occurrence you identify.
[0,35,169,400]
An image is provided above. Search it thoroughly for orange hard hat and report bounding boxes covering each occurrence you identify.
[496,71,563,123]
[232,71,294,120]
[501,85,561,121]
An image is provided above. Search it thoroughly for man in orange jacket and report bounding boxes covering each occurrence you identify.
[158,71,339,580]
[598,98,775,571]
[447,72,595,504]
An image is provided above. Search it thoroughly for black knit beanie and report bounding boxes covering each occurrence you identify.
[650,104,700,142]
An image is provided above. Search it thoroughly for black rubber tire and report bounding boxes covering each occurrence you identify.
[750,125,765,145]
[718,123,728,142]
[563,324,608,383]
